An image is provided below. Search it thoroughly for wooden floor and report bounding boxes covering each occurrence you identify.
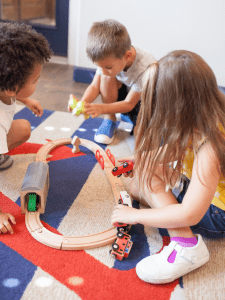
[31,63,90,112]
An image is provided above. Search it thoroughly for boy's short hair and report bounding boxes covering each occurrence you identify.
[86,19,131,62]
[0,22,52,92]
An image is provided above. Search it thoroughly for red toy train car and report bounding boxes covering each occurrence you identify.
[112,161,134,177]
[109,232,133,260]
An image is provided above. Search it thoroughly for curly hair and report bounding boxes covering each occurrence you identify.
[0,22,52,92]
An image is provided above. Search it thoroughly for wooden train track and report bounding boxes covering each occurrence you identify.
[25,137,126,250]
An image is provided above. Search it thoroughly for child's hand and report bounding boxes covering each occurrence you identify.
[111,204,138,226]
[26,98,43,117]
[84,103,103,118]
[0,211,16,234]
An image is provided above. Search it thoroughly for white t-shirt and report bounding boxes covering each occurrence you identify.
[96,46,156,92]
[0,98,17,153]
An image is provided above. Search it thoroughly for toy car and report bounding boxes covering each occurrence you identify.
[27,193,38,212]
[109,231,133,260]
[112,161,134,177]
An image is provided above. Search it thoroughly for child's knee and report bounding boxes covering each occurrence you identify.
[22,120,31,141]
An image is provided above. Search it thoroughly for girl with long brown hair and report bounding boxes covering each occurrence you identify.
[111,50,225,284]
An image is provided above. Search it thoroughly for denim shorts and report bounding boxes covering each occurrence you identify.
[162,89,225,238]
[172,177,225,239]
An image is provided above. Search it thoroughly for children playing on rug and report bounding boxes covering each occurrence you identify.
[68,19,155,144]
[111,50,225,284]
[0,22,51,234]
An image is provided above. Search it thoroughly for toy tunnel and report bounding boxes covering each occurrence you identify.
[20,161,49,214]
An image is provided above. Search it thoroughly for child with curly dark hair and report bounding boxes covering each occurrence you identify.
[0,22,52,234]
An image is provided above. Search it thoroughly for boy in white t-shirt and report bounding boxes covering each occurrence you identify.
[68,19,155,144]
[0,22,51,234]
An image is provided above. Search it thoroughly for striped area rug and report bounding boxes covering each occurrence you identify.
[0,105,224,300]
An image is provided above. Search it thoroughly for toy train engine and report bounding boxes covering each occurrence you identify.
[112,161,134,177]
[109,231,133,260]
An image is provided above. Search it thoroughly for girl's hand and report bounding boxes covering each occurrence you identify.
[111,204,138,226]
[25,98,43,117]
[84,103,103,118]
[0,212,16,234]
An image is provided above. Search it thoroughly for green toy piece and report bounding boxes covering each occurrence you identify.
[27,193,38,212]
[69,95,89,119]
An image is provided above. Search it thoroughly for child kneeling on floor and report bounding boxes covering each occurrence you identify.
[0,22,51,234]
[68,19,155,144]
[111,50,225,284]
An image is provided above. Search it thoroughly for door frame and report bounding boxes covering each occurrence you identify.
[31,0,69,57]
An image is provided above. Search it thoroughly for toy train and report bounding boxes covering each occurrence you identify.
[27,193,39,212]
[109,231,133,260]
[109,191,133,260]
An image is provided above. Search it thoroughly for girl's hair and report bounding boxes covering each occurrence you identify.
[86,19,131,62]
[135,50,225,191]
[0,22,52,92]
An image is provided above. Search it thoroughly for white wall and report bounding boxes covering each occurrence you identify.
[68,0,225,86]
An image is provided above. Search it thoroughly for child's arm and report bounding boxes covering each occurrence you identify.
[68,74,101,112]
[0,207,16,234]
[112,143,221,228]
[84,89,141,118]
[17,98,43,117]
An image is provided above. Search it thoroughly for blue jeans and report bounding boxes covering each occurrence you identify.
[159,177,225,239]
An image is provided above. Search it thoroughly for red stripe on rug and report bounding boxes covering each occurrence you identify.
[0,193,178,300]
[7,142,85,161]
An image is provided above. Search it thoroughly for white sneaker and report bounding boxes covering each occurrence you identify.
[136,234,209,284]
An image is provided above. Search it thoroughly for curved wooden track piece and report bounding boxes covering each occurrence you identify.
[26,137,126,250]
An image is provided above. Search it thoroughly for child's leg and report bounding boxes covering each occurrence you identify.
[130,166,194,237]
[131,165,209,284]
[94,75,122,144]
[7,119,31,151]
[100,75,122,122]
[130,165,195,238]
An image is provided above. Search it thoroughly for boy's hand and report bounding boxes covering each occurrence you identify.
[111,204,138,226]
[0,212,16,234]
[84,103,104,118]
[25,98,43,117]
[68,94,77,112]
